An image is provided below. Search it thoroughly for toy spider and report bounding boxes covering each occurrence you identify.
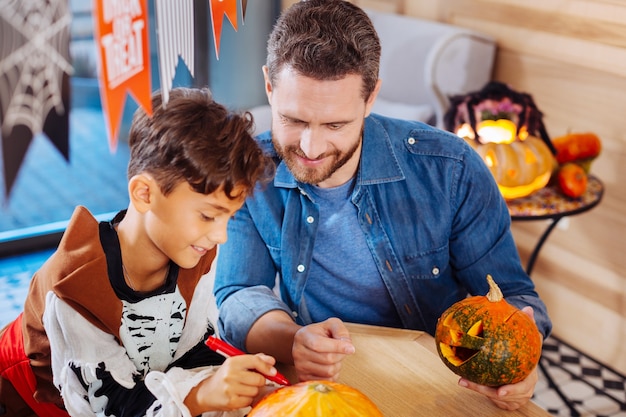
[443,81,556,154]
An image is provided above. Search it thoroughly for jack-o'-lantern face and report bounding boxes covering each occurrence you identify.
[435,275,542,386]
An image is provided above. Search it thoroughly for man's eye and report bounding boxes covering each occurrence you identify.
[280,116,304,126]
[328,124,343,130]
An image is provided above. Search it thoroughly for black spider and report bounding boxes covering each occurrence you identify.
[443,81,556,155]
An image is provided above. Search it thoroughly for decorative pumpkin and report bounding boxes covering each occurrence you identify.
[465,131,556,200]
[435,275,542,387]
[444,82,558,200]
[552,132,602,173]
[557,162,588,198]
[247,380,383,417]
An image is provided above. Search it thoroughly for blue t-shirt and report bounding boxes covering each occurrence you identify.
[301,181,401,327]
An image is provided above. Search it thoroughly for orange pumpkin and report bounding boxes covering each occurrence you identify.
[552,132,601,171]
[248,380,383,417]
[435,275,542,387]
[557,162,588,198]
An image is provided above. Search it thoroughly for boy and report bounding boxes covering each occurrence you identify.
[0,87,276,416]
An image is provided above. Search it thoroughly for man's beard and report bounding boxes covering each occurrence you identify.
[272,134,361,185]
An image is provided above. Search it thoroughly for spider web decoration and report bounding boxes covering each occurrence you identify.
[0,0,72,198]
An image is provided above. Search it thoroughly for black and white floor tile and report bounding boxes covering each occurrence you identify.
[534,335,626,416]
[0,249,625,416]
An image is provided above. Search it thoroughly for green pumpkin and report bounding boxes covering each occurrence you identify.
[435,275,542,386]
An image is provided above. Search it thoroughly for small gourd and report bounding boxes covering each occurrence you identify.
[435,275,542,386]
[247,380,383,417]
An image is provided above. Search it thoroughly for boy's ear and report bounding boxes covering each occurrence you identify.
[128,174,155,213]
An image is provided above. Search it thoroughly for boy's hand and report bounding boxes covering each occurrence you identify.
[292,317,355,382]
[186,353,278,413]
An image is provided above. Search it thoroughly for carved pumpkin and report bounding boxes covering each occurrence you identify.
[445,82,558,200]
[435,275,542,387]
[247,380,383,417]
[461,121,556,200]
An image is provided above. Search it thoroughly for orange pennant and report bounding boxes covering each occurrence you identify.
[209,0,239,59]
[93,0,153,151]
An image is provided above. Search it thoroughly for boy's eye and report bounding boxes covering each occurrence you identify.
[200,213,215,222]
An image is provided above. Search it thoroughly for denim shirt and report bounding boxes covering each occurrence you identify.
[214,114,552,350]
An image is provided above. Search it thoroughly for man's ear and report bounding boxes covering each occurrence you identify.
[128,174,155,213]
[364,79,382,118]
[262,65,273,104]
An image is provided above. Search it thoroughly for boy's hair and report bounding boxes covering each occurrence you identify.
[127,87,274,199]
[266,0,380,101]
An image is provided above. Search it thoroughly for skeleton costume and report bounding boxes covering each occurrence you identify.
[0,206,242,417]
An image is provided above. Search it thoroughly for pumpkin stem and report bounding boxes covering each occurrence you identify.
[313,383,332,394]
[486,274,503,302]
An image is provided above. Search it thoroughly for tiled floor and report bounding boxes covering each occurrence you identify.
[0,109,625,416]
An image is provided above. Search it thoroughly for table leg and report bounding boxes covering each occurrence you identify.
[525,216,563,276]
[527,217,582,414]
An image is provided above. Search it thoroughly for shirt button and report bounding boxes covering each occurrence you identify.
[306,216,315,224]
[297,264,305,273]
[407,137,416,145]
[292,311,298,318]
[432,267,440,276]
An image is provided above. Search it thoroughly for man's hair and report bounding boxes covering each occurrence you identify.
[127,87,274,199]
[266,0,381,100]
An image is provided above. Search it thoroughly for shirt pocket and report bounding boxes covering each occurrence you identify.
[402,243,450,280]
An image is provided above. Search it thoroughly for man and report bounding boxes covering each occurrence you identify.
[214,0,551,411]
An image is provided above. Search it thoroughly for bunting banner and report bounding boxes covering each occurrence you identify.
[93,0,152,151]
[0,0,72,198]
[154,0,247,106]
[154,0,195,106]
[209,0,239,59]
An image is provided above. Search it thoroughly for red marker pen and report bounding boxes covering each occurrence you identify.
[205,335,291,386]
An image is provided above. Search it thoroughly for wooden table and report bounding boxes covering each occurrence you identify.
[281,323,551,416]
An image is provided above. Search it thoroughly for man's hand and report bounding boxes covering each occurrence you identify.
[292,317,356,381]
[457,306,541,410]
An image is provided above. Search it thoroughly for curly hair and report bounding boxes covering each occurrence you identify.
[266,0,380,101]
[127,87,274,199]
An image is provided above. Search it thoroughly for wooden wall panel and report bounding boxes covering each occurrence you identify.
[281,0,626,374]
[421,2,626,374]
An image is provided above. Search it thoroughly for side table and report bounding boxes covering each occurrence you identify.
[506,175,604,417]
[506,175,604,276]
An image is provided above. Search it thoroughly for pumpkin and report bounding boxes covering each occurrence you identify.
[435,275,542,387]
[557,162,588,198]
[247,380,383,417]
[552,132,601,172]
[465,133,556,200]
